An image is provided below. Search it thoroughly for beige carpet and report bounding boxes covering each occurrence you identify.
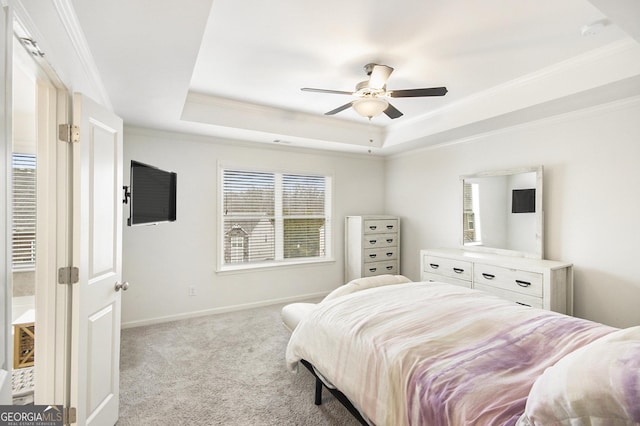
[117,301,361,425]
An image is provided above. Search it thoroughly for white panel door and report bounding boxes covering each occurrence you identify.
[70,93,123,425]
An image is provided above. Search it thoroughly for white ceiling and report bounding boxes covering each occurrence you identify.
[70,0,640,155]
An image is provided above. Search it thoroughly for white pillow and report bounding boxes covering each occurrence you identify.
[519,326,640,426]
[322,274,412,302]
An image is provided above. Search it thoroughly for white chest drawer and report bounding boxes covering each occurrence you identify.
[474,264,543,298]
[423,255,472,282]
[363,233,397,248]
[363,260,398,277]
[422,272,472,289]
[474,283,544,309]
[363,219,398,234]
[364,247,398,263]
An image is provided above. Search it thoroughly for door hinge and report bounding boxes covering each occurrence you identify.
[59,124,80,143]
[64,407,77,424]
[58,266,79,285]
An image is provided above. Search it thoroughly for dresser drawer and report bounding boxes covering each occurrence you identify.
[364,247,398,262]
[363,219,398,234]
[422,272,472,289]
[363,233,397,248]
[363,260,398,277]
[473,264,543,297]
[475,283,543,309]
[423,255,472,281]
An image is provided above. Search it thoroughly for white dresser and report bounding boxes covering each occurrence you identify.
[420,248,573,315]
[345,216,400,282]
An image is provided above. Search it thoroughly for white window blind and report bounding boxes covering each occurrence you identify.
[221,168,331,268]
[223,170,275,264]
[12,153,36,270]
[282,174,327,259]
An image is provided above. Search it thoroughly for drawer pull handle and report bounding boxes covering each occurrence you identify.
[386,266,393,270]
[453,268,464,274]
[369,267,377,273]
[369,254,377,258]
[515,280,531,287]
[369,225,377,230]
[516,302,531,307]
[386,225,394,229]
[369,240,377,245]
[429,263,440,269]
[482,273,495,280]
[386,252,393,257]
[386,239,393,243]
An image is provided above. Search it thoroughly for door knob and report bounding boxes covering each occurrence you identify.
[115,281,129,292]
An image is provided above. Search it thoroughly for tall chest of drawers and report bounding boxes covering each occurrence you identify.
[420,248,573,315]
[345,216,400,282]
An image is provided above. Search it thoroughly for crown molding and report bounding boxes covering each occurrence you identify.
[182,91,386,148]
[387,90,640,159]
[384,38,640,149]
[51,0,111,109]
[393,38,638,131]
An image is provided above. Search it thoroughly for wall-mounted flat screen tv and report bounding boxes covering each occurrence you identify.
[512,188,535,213]
[127,160,177,226]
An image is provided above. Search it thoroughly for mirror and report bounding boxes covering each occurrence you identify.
[461,166,543,259]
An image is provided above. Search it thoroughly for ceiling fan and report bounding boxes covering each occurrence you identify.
[301,63,448,120]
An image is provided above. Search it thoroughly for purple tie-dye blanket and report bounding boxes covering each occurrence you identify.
[286,282,617,425]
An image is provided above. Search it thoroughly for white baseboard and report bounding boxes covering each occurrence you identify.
[120,291,328,329]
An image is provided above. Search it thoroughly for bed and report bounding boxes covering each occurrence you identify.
[284,277,640,425]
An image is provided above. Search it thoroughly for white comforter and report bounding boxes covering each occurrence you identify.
[286,282,618,426]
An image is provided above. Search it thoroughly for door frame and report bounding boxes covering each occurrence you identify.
[32,58,72,406]
[3,1,116,415]
[2,2,72,407]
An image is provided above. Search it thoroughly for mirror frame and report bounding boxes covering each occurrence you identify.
[460,165,544,259]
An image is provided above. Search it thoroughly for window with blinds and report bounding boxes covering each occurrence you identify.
[221,168,331,268]
[12,153,37,270]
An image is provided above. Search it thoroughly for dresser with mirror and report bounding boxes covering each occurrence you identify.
[421,166,574,314]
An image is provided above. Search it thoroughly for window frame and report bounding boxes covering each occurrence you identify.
[217,164,334,273]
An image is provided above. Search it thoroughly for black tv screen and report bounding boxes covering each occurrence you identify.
[512,188,535,213]
[128,161,176,226]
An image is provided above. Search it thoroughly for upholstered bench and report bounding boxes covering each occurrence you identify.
[281,274,412,332]
[281,302,317,332]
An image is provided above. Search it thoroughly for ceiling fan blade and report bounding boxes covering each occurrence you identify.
[389,87,448,98]
[368,64,394,89]
[325,101,354,115]
[383,103,403,119]
[301,87,354,95]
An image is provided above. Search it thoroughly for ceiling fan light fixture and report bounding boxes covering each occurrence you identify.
[353,97,389,119]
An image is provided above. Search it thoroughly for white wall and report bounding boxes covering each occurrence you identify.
[385,97,640,328]
[121,127,386,327]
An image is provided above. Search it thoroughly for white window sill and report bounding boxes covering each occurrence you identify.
[216,257,335,275]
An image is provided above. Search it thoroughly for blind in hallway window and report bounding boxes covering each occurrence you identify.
[12,153,36,270]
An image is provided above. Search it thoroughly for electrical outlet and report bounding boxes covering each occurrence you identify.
[188,286,196,296]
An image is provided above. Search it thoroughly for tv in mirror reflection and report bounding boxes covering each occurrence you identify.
[127,160,177,226]
[512,189,536,213]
